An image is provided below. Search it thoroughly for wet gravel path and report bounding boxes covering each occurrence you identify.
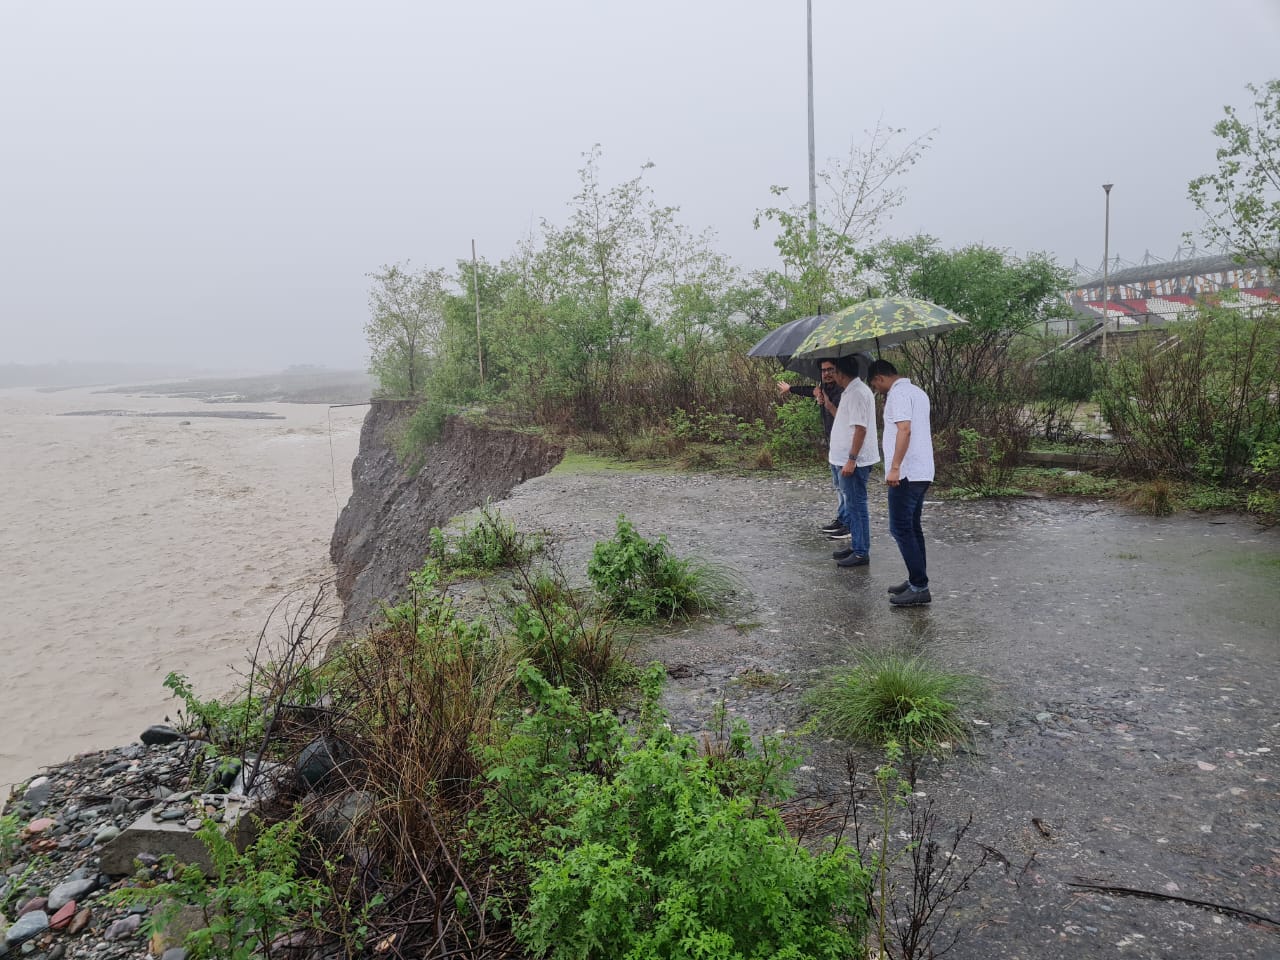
[497,465,1280,960]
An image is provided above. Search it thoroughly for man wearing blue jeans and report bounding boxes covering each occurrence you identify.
[826,355,879,567]
[778,362,845,534]
[867,359,934,605]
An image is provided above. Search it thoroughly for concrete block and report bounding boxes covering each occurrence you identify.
[99,795,258,876]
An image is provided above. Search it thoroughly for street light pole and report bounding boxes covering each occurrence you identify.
[806,0,817,243]
[1102,183,1113,360]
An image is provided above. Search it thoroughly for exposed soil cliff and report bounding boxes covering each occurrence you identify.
[329,401,563,627]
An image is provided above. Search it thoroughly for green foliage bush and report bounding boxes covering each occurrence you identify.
[477,665,869,960]
[0,813,19,869]
[427,505,544,576]
[768,395,824,464]
[588,515,737,622]
[113,817,333,960]
[163,672,266,747]
[1098,308,1280,482]
[393,400,447,473]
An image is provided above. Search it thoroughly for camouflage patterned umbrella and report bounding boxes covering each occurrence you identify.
[792,297,968,359]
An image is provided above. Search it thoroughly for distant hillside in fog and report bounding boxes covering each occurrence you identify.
[0,361,214,389]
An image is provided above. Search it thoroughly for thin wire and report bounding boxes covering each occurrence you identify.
[327,405,340,517]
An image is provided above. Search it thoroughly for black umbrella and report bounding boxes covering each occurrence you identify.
[747,315,872,382]
[746,314,830,380]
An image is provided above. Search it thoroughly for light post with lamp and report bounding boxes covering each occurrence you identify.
[1102,183,1113,359]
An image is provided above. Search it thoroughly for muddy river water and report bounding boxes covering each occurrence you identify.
[496,466,1280,960]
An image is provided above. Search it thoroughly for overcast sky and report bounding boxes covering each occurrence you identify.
[2,1,1277,370]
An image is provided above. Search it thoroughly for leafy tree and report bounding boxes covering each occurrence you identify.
[870,238,1074,464]
[752,121,933,317]
[365,261,448,397]
[1188,79,1280,272]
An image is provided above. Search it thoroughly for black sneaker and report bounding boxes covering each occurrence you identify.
[890,588,932,606]
[886,581,911,595]
[826,528,850,540]
[832,547,855,559]
[819,519,845,533]
[836,553,869,568]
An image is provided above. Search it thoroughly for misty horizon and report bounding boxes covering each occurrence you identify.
[3,1,1278,370]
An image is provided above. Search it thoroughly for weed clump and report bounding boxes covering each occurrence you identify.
[427,504,544,576]
[809,652,974,757]
[588,514,738,622]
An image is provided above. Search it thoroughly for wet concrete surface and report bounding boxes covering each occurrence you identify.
[496,466,1280,959]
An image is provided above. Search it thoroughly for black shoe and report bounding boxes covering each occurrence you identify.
[826,528,850,540]
[890,588,932,606]
[836,553,869,568]
[819,519,844,533]
[832,547,855,559]
[887,580,911,595]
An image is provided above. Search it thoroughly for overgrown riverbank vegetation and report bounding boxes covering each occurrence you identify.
[130,515,984,960]
[81,81,1275,960]
[365,87,1280,524]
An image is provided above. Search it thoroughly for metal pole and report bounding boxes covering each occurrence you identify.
[806,0,817,244]
[472,239,484,388]
[1102,183,1113,360]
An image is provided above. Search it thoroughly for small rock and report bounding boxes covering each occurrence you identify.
[16,897,47,918]
[161,947,188,960]
[3,910,50,946]
[104,913,142,941]
[184,819,203,831]
[21,777,53,808]
[47,878,96,912]
[297,737,347,790]
[24,818,55,835]
[93,826,121,845]
[49,900,77,931]
[67,907,92,935]
[140,725,185,746]
[48,943,66,960]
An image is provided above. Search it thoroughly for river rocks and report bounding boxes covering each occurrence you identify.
[139,724,184,746]
[3,909,49,947]
[48,901,77,932]
[297,737,349,790]
[21,778,52,809]
[104,913,142,941]
[1,739,201,960]
[46,877,95,911]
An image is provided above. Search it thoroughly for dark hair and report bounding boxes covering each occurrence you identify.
[833,354,860,378]
[867,359,898,380]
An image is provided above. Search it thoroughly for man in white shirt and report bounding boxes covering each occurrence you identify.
[867,358,934,605]
[827,355,879,567]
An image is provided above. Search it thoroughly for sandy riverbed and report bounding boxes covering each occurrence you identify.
[0,386,364,788]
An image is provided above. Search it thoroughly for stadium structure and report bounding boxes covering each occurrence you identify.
[1064,247,1278,333]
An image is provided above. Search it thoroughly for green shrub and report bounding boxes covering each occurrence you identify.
[163,672,266,747]
[393,400,447,473]
[112,817,332,960]
[588,515,738,622]
[481,665,870,960]
[808,652,973,755]
[427,505,544,576]
[509,580,631,695]
[769,395,824,463]
[1182,484,1242,511]
[0,814,19,869]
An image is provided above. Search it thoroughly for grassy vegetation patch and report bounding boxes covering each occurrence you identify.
[808,651,977,756]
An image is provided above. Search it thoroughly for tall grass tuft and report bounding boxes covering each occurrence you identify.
[809,651,974,755]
